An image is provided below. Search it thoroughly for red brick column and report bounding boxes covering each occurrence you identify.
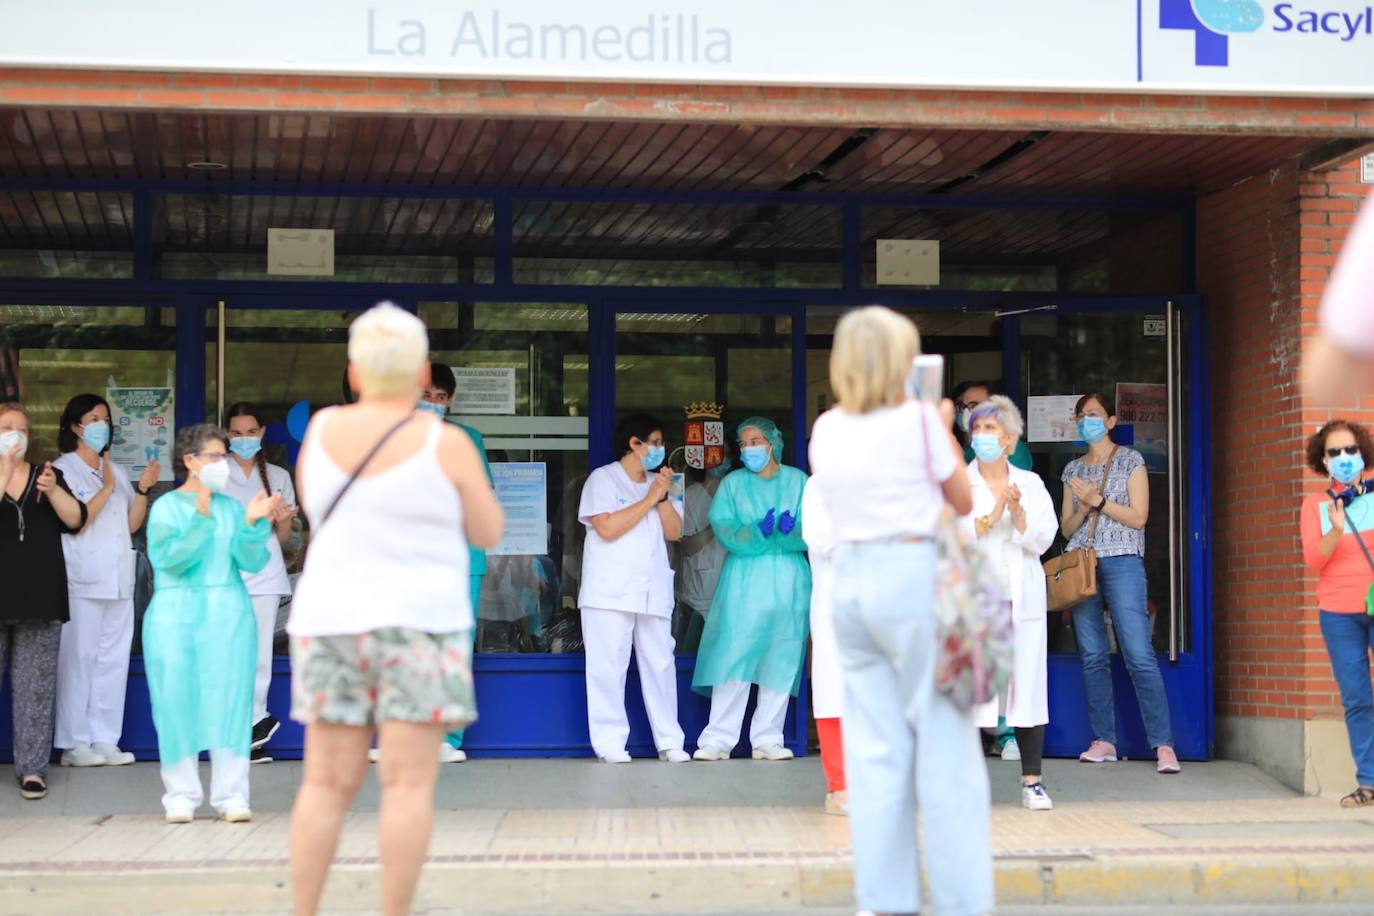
[1204,159,1374,792]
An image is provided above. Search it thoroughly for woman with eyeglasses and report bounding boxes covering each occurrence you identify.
[143,424,280,823]
[52,393,159,769]
[691,416,810,762]
[577,412,687,764]
[1060,392,1178,775]
[1300,420,1374,808]
[223,402,298,763]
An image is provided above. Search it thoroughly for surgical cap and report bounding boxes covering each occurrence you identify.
[737,416,784,464]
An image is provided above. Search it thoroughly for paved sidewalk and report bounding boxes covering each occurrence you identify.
[1,758,1372,914]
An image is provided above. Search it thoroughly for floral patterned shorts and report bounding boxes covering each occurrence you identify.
[290,628,477,729]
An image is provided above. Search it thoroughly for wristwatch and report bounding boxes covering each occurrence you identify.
[1095,496,1107,511]
[134,483,150,497]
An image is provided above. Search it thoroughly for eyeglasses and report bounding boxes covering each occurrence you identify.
[190,451,228,463]
[1327,445,1361,458]
[957,400,982,411]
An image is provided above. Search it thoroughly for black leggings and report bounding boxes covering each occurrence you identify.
[1014,725,1046,779]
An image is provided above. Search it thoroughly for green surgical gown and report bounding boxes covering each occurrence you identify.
[143,491,271,766]
[692,465,811,698]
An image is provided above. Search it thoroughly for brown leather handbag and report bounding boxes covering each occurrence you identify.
[1043,445,1119,612]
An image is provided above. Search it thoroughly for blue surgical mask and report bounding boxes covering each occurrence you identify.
[741,445,771,473]
[418,400,448,418]
[970,433,1005,464]
[81,420,111,453]
[1331,452,1365,485]
[641,445,665,471]
[957,408,972,433]
[230,436,262,460]
[1077,417,1108,445]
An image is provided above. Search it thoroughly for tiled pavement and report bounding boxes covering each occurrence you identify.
[1,758,1372,914]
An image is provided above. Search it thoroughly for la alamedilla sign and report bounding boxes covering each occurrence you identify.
[0,0,1373,96]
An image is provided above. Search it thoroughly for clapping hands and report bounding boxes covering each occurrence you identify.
[757,507,777,538]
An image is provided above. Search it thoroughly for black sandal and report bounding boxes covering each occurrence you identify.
[18,775,46,800]
[1340,786,1374,808]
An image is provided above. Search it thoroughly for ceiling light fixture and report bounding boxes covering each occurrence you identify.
[186,160,228,171]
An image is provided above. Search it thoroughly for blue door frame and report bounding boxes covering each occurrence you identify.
[0,177,1209,762]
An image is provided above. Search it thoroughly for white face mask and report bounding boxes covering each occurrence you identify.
[196,459,230,493]
[0,429,27,460]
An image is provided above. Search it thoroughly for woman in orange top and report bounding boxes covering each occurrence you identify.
[1300,419,1374,808]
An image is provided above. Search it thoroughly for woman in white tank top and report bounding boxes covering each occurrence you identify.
[287,303,503,916]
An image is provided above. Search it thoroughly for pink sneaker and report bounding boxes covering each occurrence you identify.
[1156,746,1181,774]
[1078,740,1118,763]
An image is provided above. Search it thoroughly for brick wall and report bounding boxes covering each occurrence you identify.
[1,68,1373,134]
[1205,160,1373,723]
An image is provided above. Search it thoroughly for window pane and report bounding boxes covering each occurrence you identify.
[614,308,793,651]
[427,302,590,654]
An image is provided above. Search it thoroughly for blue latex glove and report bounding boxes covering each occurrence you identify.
[778,510,797,536]
[757,507,777,538]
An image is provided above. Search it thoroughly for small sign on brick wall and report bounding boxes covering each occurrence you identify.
[1362,154,1374,185]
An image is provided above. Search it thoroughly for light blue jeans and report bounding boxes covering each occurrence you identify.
[1070,554,1173,749]
[831,540,994,916]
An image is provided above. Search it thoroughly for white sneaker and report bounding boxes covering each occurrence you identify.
[438,744,467,763]
[1001,738,1021,762]
[219,808,252,823]
[60,743,106,767]
[1021,783,1054,811]
[658,748,690,763]
[164,807,194,825]
[91,743,135,766]
[692,746,731,761]
[751,745,795,761]
[367,747,380,763]
[598,751,632,764]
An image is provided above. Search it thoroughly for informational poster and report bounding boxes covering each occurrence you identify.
[490,462,547,556]
[670,472,685,508]
[1027,395,1081,443]
[1116,382,1168,474]
[107,385,174,482]
[451,366,517,415]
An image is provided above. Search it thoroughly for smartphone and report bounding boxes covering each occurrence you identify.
[907,354,945,403]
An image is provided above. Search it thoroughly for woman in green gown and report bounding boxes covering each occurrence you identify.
[143,424,280,823]
[692,417,811,761]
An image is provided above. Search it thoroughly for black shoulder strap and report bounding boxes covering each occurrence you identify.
[314,412,416,529]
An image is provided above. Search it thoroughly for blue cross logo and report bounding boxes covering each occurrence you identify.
[1161,0,1264,67]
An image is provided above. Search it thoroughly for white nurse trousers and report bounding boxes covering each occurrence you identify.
[249,594,282,723]
[580,606,685,758]
[160,751,250,815]
[54,596,134,749]
[697,680,791,752]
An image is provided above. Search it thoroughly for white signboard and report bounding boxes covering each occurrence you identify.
[1027,395,1082,443]
[489,461,547,556]
[1362,153,1374,184]
[107,386,174,482]
[3,1,1374,96]
[452,366,517,416]
[267,228,335,277]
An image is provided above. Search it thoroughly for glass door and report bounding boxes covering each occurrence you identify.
[609,302,807,755]
[1017,299,1207,760]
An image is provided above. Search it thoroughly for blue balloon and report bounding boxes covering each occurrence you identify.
[286,400,312,443]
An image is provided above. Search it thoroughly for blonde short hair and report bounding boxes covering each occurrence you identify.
[829,306,921,414]
[348,302,429,399]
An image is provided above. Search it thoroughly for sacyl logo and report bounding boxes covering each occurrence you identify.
[1162,0,1373,68]
[1161,0,1263,67]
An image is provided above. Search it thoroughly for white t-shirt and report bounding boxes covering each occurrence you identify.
[53,452,136,600]
[577,462,681,617]
[679,481,726,612]
[221,458,296,597]
[808,400,958,542]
